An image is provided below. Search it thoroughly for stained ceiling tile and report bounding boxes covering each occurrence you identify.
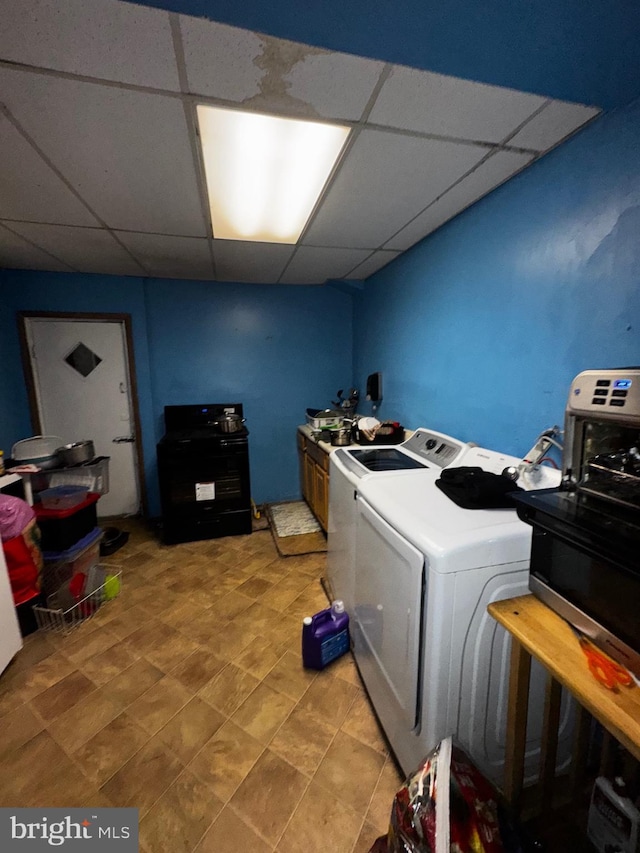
[304,128,489,248]
[181,17,383,122]
[0,223,74,272]
[282,49,385,121]
[368,66,546,143]
[0,113,99,226]
[7,222,146,276]
[0,67,207,236]
[0,0,180,90]
[279,246,372,284]
[115,232,214,279]
[385,149,535,250]
[507,101,601,152]
[179,17,266,101]
[345,250,401,279]
[214,240,295,283]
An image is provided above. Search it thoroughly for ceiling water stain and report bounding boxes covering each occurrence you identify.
[242,37,324,118]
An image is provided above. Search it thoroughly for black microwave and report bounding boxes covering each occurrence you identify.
[513,488,640,678]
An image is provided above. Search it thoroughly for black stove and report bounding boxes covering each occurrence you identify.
[157,403,252,545]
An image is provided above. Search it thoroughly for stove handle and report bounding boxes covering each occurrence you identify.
[113,435,135,443]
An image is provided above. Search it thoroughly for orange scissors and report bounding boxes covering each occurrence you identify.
[570,626,634,690]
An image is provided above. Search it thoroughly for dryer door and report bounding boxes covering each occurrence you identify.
[353,495,424,747]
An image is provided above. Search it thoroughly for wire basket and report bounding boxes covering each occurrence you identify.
[33,567,122,634]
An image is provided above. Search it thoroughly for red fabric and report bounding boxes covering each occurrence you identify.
[2,518,42,605]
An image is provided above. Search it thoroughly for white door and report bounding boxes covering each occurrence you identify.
[24,318,140,517]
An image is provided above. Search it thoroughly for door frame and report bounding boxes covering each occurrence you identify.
[17,311,147,516]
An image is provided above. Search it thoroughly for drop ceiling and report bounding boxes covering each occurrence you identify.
[0,0,601,285]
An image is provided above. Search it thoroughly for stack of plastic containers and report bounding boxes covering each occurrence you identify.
[33,490,107,628]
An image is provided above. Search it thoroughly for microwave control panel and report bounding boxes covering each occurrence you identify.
[567,369,640,417]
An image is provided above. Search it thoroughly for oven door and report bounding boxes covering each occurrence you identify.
[515,489,640,675]
[353,495,424,748]
[157,439,250,516]
[530,527,640,675]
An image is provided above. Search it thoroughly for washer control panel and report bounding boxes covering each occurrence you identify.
[403,429,470,468]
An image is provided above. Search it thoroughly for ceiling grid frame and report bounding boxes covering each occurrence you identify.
[0,0,602,284]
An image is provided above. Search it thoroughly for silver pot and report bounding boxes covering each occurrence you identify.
[330,428,351,446]
[213,415,246,434]
[56,440,95,467]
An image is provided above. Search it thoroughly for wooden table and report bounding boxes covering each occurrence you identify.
[488,594,640,814]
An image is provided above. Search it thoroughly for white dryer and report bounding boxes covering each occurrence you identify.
[352,445,570,783]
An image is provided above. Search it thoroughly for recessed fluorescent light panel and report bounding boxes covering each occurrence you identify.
[196,105,350,244]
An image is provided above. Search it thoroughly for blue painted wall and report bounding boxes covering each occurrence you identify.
[0,272,158,510]
[353,98,640,457]
[130,0,640,110]
[144,279,352,508]
[0,274,353,515]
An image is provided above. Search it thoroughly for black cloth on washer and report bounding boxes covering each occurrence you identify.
[435,466,523,509]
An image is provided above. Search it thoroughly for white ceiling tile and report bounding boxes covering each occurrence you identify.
[368,66,546,143]
[7,223,145,276]
[0,0,180,90]
[283,49,384,121]
[214,240,295,283]
[0,67,207,236]
[507,100,601,152]
[279,246,372,284]
[180,17,265,101]
[385,149,534,250]
[0,113,99,226]
[346,250,401,279]
[115,232,213,279]
[304,128,488,248]
[0,223,74,271]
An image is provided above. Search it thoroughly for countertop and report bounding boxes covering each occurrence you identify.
[298,423,413,454]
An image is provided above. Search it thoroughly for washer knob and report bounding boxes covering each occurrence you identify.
[425,438,437,450]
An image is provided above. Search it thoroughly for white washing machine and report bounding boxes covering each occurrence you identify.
[326,428,472,616]
[328,434,572,783]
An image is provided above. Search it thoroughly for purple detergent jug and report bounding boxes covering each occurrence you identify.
[302,600,350,670]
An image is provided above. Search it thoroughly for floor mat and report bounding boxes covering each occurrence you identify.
[267,501,327,556]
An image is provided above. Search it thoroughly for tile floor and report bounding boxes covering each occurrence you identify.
[0,518,403,853]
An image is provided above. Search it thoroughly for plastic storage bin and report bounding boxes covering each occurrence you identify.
[34,493,99,552]
[39,485,89,510]
[41,526,103,597]
[44,456,110,496]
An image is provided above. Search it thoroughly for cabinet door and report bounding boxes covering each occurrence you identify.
[304,451,315,507]
[314,465,329,531]
[297,442,307,499]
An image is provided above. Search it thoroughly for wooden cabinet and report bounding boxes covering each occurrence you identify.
[313,464,329,530]
[297,429,330,531]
